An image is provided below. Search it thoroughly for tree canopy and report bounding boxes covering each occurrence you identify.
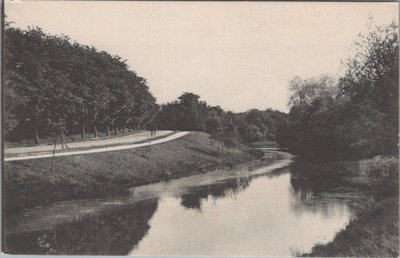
[278,21,399,160]
[156,93,287,146]
[4,25,158,142]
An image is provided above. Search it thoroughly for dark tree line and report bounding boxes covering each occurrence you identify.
[277,22,399,160]
[4,25,158,143]
[156,92,288,147]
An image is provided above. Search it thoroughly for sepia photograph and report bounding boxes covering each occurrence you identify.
[1,1,399,257]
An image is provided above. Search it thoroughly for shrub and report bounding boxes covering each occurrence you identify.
[358,156,399,178]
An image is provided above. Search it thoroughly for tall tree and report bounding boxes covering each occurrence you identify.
[4,24,158,143]
[279,21,399,160]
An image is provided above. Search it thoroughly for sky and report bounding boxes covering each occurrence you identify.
[5,1,399,113]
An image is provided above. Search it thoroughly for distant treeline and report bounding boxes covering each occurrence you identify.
[4,25,158,143]
[156,92,288,147]
[278,22,399,160]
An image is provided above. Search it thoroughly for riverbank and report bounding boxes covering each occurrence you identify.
[4,132,263,214]
[306,196,398,257]
[300,155,399,257]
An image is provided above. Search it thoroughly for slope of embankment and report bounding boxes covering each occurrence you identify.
[4,132,262,214]
[306,196,398,257]
[301,156,399,257]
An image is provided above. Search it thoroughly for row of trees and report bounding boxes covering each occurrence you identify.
[4,23,287,147]
[156,92,288,147]
[278,22,399,160]
[4,25,158,143]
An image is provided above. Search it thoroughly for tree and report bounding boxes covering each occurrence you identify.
[4,24,158,143]
[156,91,287,147]
[279,21,399,160]
[157,92,206,132]
[339,21,399,156]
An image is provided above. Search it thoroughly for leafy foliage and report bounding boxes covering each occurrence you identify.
[278,22,399,160]
[156,93,288,147]
[4,25,157,142]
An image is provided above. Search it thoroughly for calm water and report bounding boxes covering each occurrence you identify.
[4,152,352,256]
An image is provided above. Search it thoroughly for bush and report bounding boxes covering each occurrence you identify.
[358,156,399,178]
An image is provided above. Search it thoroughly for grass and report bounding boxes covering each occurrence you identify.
[3,132,263,214]
[358,155,399,178]
[249,141,278,148]
[301,155,399,257]
[304,196,399,257]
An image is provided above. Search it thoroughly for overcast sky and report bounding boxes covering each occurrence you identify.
[5,1,398,112]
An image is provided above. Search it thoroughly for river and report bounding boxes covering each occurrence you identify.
[4,151,354,256]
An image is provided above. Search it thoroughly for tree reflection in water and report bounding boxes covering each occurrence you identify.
[4,199,158,255]
[179,166,291,211]
[180,177,251,211]
[288,161,350,217]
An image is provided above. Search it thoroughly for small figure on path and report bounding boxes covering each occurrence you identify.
[150,121,157,137]
[59,128,69,150]
[164,169,172,181]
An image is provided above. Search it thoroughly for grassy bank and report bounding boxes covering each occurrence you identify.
[300,155,399,257]
[4,132,262,214]
[306,196,398,257]
[248,141,278,148]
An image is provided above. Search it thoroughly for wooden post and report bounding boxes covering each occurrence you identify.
[53,223,57,246]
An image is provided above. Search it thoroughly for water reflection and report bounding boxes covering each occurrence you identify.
[180,177,251,211]
[131,164,352,256]
[289,161,351,217]
[5,155,353,256]
[4,199,158,255]
[178,168,288,211]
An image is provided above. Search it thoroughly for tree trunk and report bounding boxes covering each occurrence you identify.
[122,124,126,134]
[60,128,66,150]
[114,122,118,135]
[128,126,131,133]
[34,125,40,144]
[106,125,110,137]
[51,138,57,178]
[81,124,86,139]
[94,125,98,138]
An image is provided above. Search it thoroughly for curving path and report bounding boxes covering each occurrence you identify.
[4,131,189,162]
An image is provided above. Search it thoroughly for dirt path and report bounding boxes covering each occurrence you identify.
[5,130,174,154]
[4,131,188,161]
